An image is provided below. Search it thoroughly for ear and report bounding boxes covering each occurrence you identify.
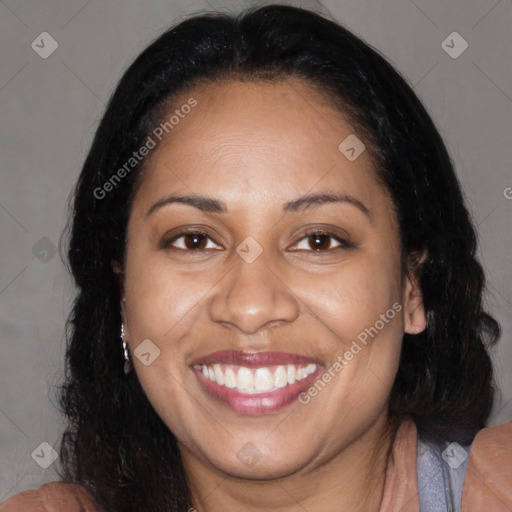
[402,249,427,335]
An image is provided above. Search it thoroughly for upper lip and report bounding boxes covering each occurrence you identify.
[191,350,323,367]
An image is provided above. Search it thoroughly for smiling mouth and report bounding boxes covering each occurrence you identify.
[194,363,318,394]
[191,352,323,414]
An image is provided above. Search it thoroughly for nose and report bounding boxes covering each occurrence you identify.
[209,253,300,335]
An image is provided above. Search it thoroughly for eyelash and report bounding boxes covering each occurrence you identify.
[161,229,220,252]
[161,229,353,253]
[293,230,353,252]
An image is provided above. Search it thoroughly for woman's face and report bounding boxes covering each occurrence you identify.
[120,77,425,479]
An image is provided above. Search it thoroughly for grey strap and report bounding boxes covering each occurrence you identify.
[417,436,472,511]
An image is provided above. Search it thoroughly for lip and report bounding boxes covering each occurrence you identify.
[191,350,323,367]
[191,351,324,415]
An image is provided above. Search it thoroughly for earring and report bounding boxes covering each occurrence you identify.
[121,322,132,375]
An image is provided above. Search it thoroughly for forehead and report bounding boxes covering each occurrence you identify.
[132,77,388,215]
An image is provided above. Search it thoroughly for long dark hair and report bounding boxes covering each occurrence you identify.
[56,4,500,511]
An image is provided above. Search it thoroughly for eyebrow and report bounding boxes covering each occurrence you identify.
[145,192,371,219]
[146,194,226,217]
[283,192,371,218]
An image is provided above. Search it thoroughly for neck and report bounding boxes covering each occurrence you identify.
[181,413,399,512]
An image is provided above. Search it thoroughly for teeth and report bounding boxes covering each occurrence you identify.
[223,367,237,388]
[254,368,273,391]
[237,367,253,390]
[213,364,224,385]
[197,363,318,394]
[286,364,296,385]
[274,365,288,388]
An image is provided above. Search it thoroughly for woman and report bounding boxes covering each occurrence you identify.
[1,4,511,512]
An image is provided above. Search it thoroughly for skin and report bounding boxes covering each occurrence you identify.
[115,77,426,512]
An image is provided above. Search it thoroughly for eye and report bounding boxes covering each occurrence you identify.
[162,230,223,251]
[291,230,351,252]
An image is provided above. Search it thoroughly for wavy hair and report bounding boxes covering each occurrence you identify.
[56,4,500,511]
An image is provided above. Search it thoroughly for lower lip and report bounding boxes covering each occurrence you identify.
[194,367,323,415]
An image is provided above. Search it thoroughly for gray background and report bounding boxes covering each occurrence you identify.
[0,0,510,501]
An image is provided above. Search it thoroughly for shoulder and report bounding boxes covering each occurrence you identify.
[0,481,102,512]
[462,422,512,511]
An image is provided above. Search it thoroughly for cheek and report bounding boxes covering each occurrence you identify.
[292,249,404,403]
[122,256,209,437]
[123,253,211,343]
[295,252,402,342]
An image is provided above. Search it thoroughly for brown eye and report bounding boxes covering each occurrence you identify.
[292,231,348,252]
[162,231,223,251]
[307,234,332,251]
[182,233,208,250]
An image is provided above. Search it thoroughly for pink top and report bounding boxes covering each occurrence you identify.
[2,419,511,511]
